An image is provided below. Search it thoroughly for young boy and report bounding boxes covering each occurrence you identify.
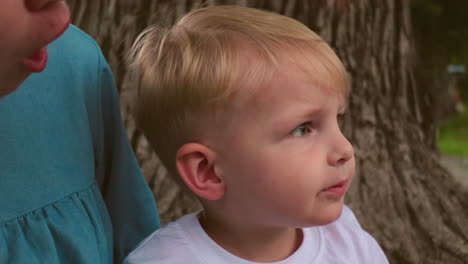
[126,5,388,264]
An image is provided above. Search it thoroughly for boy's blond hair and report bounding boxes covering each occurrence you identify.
[128,5,349,178]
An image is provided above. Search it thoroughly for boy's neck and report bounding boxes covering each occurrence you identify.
[198,210,303,262]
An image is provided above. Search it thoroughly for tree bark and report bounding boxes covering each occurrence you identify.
[68,0,468,263]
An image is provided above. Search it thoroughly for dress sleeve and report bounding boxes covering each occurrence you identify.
[94,47,160,263]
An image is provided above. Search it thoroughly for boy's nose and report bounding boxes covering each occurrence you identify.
[327,133,354,167]
[25,0,64,11]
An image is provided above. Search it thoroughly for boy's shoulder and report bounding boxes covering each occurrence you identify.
[125,207,388,264]
[319,205,367,244]
[315,205,388,263]
[335,204,364,228]
[124,213,201,264]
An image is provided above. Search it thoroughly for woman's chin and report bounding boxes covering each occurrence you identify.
[0,74,31,98]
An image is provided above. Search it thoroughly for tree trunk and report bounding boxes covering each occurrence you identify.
[68,0,468,263]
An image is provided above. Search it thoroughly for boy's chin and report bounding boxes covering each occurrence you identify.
[301,203,345,227]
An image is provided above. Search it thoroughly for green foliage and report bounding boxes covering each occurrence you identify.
[438,107,468,157]
[411,0,468,63]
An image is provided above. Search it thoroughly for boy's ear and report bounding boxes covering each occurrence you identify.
[176,143,225,201]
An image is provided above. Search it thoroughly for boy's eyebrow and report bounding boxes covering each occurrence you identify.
[338,101,347,113]
[272,104,324,128]
[271,97,347,129]
[296,106,324,120]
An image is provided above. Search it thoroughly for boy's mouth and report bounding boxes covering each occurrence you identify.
[321,179,349,196]
[23,47,48,73]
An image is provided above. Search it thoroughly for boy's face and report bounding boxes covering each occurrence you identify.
[213,57,355,228]
[0,0,70,98]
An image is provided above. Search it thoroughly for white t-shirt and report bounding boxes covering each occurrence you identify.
[125,206,389,264]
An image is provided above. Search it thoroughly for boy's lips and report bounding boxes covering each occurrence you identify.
[23,47,48,73]
[321,178,350,196]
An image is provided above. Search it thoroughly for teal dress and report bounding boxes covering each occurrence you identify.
[0,26,160,263]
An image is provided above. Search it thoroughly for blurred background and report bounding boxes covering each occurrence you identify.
[411,0,468,187]
[67,0,468,263]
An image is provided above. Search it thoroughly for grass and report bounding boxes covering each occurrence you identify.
[438,106,468,157]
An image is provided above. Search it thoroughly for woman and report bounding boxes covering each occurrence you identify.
[0,0,160,263]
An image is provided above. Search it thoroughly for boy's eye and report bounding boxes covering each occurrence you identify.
[290,122,313,137]
[337,112,346,121]
[337,112,346,128]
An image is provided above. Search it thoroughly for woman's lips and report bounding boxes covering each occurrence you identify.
[23,47,48,73]
[22,1,70,74]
